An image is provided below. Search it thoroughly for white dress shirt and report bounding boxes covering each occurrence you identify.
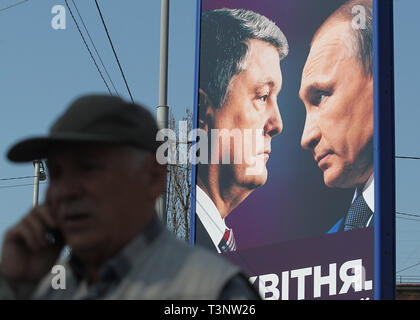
[351,173,374,226]
[196,185,229,253]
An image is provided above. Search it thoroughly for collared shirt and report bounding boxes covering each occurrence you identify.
[1,216,261,299]
[195,185,229,253]
[23,215,258,300]
[351,173,374,227]
[37,216,163,300]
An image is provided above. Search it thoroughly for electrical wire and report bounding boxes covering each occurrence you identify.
[396,212,420,222]
[397,211,420,219]
[94,0,134,103]
[0,0,29,13]
[0,182,47,189]
[396,155,420,160]
[0,175,36,181]
[397,261,420,274]
[397,216,420,222]
[64,0,113,95]
[71,0,120,97]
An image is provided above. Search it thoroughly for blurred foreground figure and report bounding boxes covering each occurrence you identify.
[0,95,259,300]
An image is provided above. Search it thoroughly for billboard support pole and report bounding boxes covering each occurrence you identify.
[157,0,169,225]
[373,0,396,300]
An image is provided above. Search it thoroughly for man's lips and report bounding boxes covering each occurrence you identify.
[315,151,333,169]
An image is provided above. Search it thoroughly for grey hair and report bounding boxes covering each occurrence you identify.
[199,8,289,109]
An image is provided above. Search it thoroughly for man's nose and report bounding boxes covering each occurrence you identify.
[301,111,321,150]
[265,100,283,137]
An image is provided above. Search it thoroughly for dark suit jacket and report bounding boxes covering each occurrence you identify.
[195,215,218,252]
[328,215,374,233]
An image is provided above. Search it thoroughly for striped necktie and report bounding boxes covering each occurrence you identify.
[218,229,237,252]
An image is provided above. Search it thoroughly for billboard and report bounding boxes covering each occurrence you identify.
[191,0,394,299]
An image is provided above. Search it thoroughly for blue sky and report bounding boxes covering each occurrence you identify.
[0,0,419,284]
[393,0,420,281]
[0,0,197,230]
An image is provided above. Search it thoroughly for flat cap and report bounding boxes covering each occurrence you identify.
[7,95,159,162]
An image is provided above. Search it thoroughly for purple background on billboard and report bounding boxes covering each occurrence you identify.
[222,228,374,300]
[196,0,355,250]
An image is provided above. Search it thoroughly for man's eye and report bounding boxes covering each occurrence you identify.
[258,95,268,103]
[313,91,330,106]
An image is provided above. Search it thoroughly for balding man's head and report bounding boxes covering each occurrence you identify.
[313,0,373,77]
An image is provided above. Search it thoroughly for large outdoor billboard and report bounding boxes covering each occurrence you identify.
[191,0,394,300]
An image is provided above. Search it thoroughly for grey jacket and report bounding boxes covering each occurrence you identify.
[0,219,258,300]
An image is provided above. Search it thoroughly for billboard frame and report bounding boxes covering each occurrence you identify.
[373,0,396,300]
[189,0,396,300]
[189,0,202,246]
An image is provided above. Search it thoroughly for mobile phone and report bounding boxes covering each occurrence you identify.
[45,228,65,247]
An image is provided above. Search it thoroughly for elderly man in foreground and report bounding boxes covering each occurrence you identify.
[0,95,259,300]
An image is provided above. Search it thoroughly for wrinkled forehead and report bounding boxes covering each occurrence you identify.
[230,39,283,90]
[302,20,356,80]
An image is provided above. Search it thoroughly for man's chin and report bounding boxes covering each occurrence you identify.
[323,170,354,189]
[64,232,103,253]
[242,170,268,189]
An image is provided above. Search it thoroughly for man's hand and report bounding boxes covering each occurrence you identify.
[0,205,64,283]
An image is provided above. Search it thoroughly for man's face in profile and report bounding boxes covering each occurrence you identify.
[206,39,283,189]
[299,20,373,189]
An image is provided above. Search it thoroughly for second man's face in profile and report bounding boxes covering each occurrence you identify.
[209,39,284,190]
[299,20,374,189]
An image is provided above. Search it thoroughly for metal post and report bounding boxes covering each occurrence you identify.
[157,0,170,225]
[373,0,395,300]
[33,160,40,208]
[158,0,169,117]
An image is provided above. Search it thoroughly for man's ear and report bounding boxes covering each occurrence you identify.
[198,88,215,133]
[143,155,167,202]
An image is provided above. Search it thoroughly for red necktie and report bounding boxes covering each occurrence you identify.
[218,229,237,252]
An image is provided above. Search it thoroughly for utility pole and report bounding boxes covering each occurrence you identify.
[32,160,46,207]
[157,0,169,225]
[32,160,40,207]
